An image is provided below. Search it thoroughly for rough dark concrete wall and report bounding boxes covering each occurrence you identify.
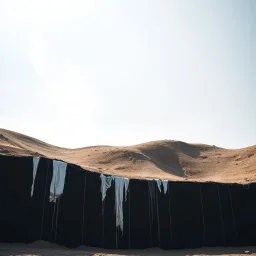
[44,163,86,248]
[0,155,32,243]
[102,179,116,249]
[217,184,236,245]
[201,183,224,246]
[29,157,52,243]
[130,179,151,248]
[230,183,256,246]
[0,155,256,249]
[169,182,204,249]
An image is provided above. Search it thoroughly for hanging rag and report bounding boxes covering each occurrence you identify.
[148,181,157,223]
[31,157,40,197]
[155,179,168,194]
[162,180,168,194]
[155,179,162,193]
[49,160,67,203]
[113,176,130,233]
[100,174,113,201]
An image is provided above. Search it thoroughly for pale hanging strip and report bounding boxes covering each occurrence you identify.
[155,180,162,193]
[100,174,113,245]
[155,179,168,194]
[100,174,113,201]
[100,174,130,232]
[113,176,130,234]
[49,160,67,203]
[148,181,157,225]
[162,180,168,194]
[31,157,40,197]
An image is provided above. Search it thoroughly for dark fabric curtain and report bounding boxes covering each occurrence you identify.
[0,155,256,249]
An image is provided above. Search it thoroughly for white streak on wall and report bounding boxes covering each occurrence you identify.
[155,179,162,193]
[100,174,113,201]
[155,179,168,194]
[162,180,168,194]
[124,178,129,201]
[49,160,67,203]
[148,181,157,224]
[113,176,130,233]
[31,157,40,197]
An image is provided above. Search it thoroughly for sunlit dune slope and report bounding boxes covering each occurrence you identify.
[0,128,255,184]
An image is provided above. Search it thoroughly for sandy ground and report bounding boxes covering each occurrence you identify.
[0,242,256,256]
[0,128,255,184]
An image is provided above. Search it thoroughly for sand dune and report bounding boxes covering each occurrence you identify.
[0,128,255,184]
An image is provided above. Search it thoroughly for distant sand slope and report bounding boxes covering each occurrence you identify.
[0,128,255,184]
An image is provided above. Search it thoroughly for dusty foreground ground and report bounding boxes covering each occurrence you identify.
[0,242,256,256]
[0,128,255,184]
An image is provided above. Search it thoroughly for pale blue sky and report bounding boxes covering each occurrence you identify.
[0,0,255,149]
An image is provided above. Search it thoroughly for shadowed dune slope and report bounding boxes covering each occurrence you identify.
[0,128,255,184]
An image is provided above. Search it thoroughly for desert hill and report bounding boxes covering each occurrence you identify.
[0,128,255,184]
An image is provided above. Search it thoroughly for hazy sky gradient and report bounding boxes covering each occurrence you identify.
[0,0,255,149]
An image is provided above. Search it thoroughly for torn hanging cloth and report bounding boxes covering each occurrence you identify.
[100,174,113,201]
[155,180,162,193]
[162,180,168,194]
[31,157,40,197]
[124,178,129,201]
[155,179,168,194]
[49,160,67,203]
[113,176,130,233]
[148,181,157,223]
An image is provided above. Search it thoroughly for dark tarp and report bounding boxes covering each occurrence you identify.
[0,155,256,249]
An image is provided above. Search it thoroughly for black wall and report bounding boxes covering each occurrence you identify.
[0,155,256,249]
